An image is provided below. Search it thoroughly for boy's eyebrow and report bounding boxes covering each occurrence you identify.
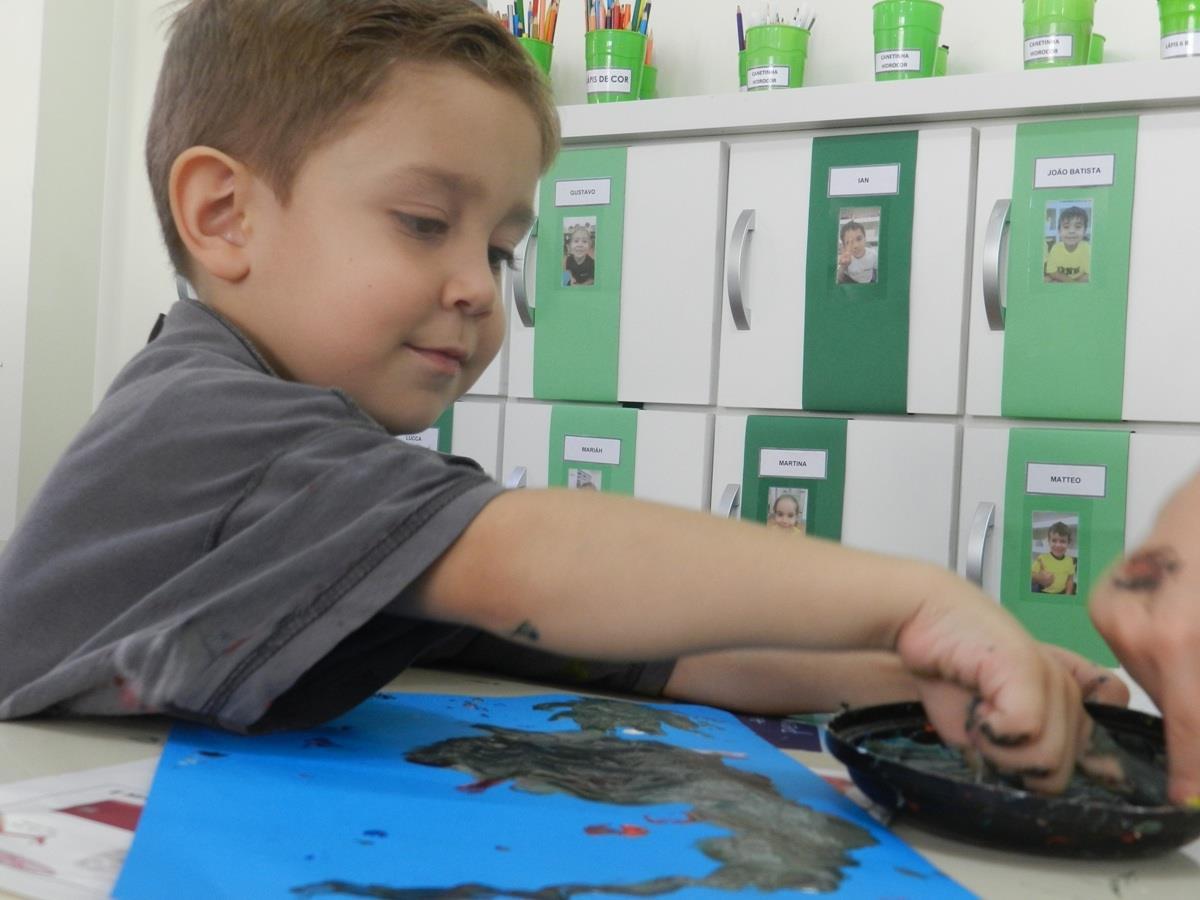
[387,165,535,230]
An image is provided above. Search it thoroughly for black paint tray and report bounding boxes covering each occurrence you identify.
[824,701,1200,858]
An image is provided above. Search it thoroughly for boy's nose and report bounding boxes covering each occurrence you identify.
[443,256,498,316]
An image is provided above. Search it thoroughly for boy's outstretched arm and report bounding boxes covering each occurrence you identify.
[415,489,1092,793]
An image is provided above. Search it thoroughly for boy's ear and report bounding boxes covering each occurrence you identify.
[169,147,255,284]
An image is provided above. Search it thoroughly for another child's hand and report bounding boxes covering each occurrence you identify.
[1090,478,1200,806]
[894,577,1092,794]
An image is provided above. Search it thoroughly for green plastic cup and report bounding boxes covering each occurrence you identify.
[639,64,658,99]
[873,0,944,80]
[518,36,553,78]
[934,43,950,75]
[1159,0,1200,58]
[1088,31,1106,63]
[744,24,810,91]
[738,49,748,91]
[1023,0,1096,69]
[585,29,645,103]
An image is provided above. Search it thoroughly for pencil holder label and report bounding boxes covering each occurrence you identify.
[1001,117,1139,422]
[872,0,943,80]
[1000,427,1128,665]
[875,49,922,73]
[1022,0,1095,68]
[1162,32,1200,56]
[741,416,847,540]
[584,29,645,103]
[747,64,791,89]
[744,25,809,91]
[548,404,638,495]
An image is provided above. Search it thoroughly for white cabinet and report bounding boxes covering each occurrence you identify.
[957,425,1200,595]
[500,402,713,510]
[710,413,959,566]
[966,110,1200,423]
[717,127,976,414]
[450,398,504,479]
[506,141,728,406]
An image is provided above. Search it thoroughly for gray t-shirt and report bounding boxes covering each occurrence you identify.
[0,300,672,733]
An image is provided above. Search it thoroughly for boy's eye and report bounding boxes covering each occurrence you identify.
[489,246,516,272]
[393,212,448,238]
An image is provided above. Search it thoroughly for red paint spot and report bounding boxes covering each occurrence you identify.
[58,800,142,832]
[458,777,505,794]
[223,638,248,655]
[584,824,648,838]
[1119,832,1141,844]
[1044,835,1071,846]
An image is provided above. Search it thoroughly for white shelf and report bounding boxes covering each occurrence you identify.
[559,58,1200,143]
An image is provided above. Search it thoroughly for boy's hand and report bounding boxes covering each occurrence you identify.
[894,579,1094,794]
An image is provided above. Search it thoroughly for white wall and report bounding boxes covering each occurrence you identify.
[0,0,45,543]
[17,0,116,521]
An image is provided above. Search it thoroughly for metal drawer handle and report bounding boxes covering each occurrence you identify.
[513,217,538,328]
[966,501,996,587]
[716,483,741,519]
[982,200,1010,332]
[727,209,756,331]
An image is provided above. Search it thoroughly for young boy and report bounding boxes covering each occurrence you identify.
[836,220,878,284]
[1032,522,1078,595]
[1044,206,1091,283]
[563,223,595,286]
[0,0,1121,795]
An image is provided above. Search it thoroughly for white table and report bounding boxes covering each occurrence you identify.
[2,668,1197,900]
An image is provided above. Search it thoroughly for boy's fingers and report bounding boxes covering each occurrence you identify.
[969,653,1082,794]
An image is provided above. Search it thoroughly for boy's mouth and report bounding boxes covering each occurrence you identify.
[409,344,466,375]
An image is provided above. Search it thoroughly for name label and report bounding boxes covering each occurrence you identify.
[1026,463,1107,498]
[759,448,829,480]
[555,178,612,208]
[874,49,922,73]
[1024,34,1075,63]
[828,164,901,198]
[564,435,621,466]
[1162,32,1200,59]
[586,68,634,95]
[398,427,439,451]
[1034,154,1116,189]
[747,64,790,90]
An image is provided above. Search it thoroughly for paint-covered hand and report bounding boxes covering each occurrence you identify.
[893,579,1094,795]
[1090,473,1200,806]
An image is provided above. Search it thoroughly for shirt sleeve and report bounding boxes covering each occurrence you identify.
[103,427,503,733]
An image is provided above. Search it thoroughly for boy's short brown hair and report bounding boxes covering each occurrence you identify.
[1048,521,1072,541]
[146,0,560,276]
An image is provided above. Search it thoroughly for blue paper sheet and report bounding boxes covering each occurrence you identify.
[114,693,970,898]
